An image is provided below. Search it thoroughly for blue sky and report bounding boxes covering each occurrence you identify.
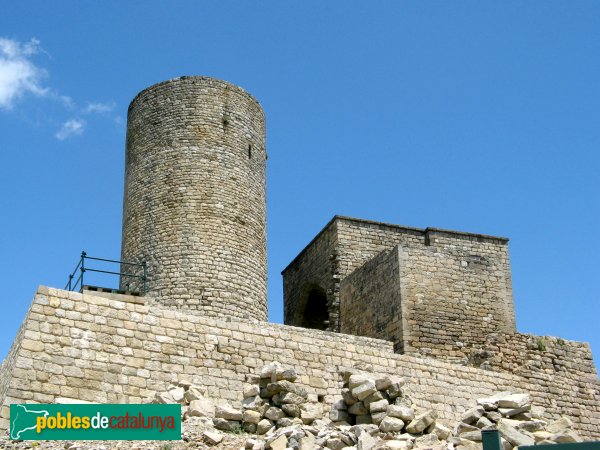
[1,2,599,366]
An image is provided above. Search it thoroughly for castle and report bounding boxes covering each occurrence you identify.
[1,76,599,438]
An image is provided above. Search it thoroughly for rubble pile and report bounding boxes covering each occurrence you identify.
[329,370,445,440]
[245,386,585,450]
[137,367,586,450]
[451,391,583,450]
[151,380,218,422]
[236,362,325,435]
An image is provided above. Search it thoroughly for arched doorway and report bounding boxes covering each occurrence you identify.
[300,286,329,330]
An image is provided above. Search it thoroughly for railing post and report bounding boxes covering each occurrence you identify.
[80,251,86,292]
[68,274,73,291]
[142,261,147,294]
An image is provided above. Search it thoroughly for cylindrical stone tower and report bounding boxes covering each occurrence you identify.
[120,76,267,321]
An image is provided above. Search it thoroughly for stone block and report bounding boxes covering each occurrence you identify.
[379,416,405,433]
[352,380,377,401]
[497,419,534,447]
[405,410,436,434]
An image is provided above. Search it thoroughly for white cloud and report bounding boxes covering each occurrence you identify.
[0,37,48,109]
[60,95,75,109]
[83,101,115,114]
[55,119,86,140]
[1,37,118,140]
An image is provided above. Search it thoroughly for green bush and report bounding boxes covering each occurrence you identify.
[536,338,546,352]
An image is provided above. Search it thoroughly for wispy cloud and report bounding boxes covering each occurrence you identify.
[1,37,119,140]
[83,101,115,114]
[55,118,86,140]
[0,37,48,109]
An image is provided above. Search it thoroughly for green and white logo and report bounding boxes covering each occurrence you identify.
[10,404,181,440]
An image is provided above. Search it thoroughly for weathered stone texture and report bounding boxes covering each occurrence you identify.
[0,305,30,431]
[467,332,597,377]
[283,221,338,330]
[284,216,516,357]
[340,248,404,351]
[396,240,515,358]
[1,287,598,439]
[465,332,600,424]
[121,76,267,321]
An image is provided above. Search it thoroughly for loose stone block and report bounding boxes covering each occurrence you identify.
[379,416,405,433]
[188,399,215,418]
[300,403,324,424]
[387,405,414,422]
[203,430,223,445]
[497,393,530,409]
[352,381,377,401]
[243,409,262,424]
[461,406,485,424]
[369,399,389,414]
[405,410,436,434]
[213,418,240,432]
[256,419,274,435]
[264,407,286,421]
[497,419,535,447]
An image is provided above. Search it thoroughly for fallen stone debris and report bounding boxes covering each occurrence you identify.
[1,365,586,450]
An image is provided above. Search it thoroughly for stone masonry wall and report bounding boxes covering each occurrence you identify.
[339,242,518,359]
[465,332,599,415]
[0,305,30,427]
[340,249,404,352]
[121,76,267,321]
[336,218,516,340]
[1,287,599,439]
[396,241,515,359]
[475,333,598,378]
[283,219,338,330]
[283,216,516,355]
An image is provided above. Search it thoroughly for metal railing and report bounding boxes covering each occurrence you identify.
[65,251,147,294]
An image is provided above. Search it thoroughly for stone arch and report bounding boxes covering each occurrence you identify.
[299,285,329,330]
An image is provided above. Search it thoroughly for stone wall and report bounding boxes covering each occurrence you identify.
[0,305,29,430]
[283,216,516,356]
[1,287,599,439]
[339,241,517,359]
[466,332,599,415]
[282,219,338,330]
[399,241,515,358]
[121,76,267,321]
[340,248,404,352]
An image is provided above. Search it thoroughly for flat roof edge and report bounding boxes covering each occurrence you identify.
[281,215,509,274]
[335,216,509,242]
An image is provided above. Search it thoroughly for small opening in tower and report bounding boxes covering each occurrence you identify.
[300,286,329,331]
[248,144,252,159]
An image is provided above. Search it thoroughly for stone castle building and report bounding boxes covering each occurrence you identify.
[283,216,515,360]
[121,77,267,320]
[1,76,599,438]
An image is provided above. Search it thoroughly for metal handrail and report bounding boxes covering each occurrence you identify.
[64,251,147,294]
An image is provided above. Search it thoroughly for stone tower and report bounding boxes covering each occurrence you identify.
[120,76,267,321]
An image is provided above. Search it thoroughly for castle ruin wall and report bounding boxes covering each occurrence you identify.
[340,247,404,351]
[0,307,30,430]
[283,220,338,330]
[1,286,598,438]
[283,216,516,357]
